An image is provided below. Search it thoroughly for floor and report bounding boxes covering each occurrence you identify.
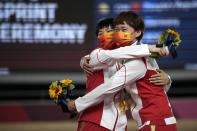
[0,119,197,131]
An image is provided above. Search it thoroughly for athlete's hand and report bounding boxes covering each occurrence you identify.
[81,56,94,76]
[68,100,77,113]
[148,45,168,57]
[149,69,170,86]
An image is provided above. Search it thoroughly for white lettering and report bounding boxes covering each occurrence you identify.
[145,19,180,28]
[11,23,23,43]
[0,24,10,43]
[0,23,88,44]
[0,2,57,22]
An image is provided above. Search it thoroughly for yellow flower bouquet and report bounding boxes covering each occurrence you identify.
[150,29,181,59]
[49,79,75,112]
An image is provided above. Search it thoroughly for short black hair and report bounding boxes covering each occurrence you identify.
[96,18,114,36]
[114,11,145,41]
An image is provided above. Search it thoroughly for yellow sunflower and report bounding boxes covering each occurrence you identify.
[49,84,53,89]
[49,81,58,89]
[167,29,180,38]
[158,34,164,45]
[49,85,63,99]
[174,42,180,47]
[60,79,72,86]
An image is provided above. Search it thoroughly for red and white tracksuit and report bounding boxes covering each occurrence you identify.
[77,44,151,131]
[75,42,175,130]
[126,57,176,130]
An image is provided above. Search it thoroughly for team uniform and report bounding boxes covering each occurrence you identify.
[75,42,176,131]
[77,44,151,131]
[126,55,177,131]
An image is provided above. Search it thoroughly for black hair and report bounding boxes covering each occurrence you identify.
[96,18,114,36]
[114,11,145,41]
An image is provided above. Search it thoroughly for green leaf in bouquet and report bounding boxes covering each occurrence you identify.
[174,37,180,42]
[150,52,159,58]
[177,39,181,43]
[161,32,165,36]
[62,89,67,95]
[161,32,166,39]
[164,33,168,40]
[61,83,67,88]
[68,84,75,90]
[160,39,165,45]
[52,81,57,88]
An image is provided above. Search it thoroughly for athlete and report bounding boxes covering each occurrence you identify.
[69,16,172,131]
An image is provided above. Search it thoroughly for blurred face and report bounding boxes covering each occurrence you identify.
[114,21,141,43]
[97,25,115,50]
[98,26,114,36]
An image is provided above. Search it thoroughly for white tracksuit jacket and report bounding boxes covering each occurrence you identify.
[76,42,173,130]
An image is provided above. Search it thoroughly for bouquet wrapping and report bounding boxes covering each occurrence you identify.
[49,79,75,112]
[150,29,181,59]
